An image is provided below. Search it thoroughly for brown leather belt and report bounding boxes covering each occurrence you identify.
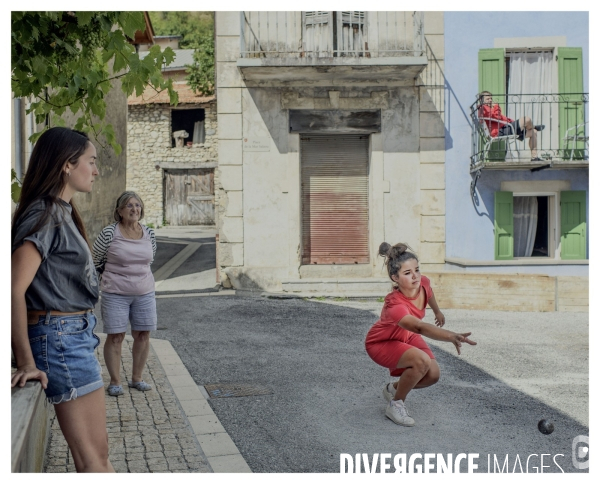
[27,309,93,325]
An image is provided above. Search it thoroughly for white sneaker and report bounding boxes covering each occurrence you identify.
[382,382,395,402]
[385,399,415,426]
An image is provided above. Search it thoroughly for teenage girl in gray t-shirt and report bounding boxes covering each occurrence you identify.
[11,127,114,472]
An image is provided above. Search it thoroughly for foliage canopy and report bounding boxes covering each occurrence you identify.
[11,11,179,154]
[149,11,215,96]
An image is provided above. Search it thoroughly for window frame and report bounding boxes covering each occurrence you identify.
[512,191,559,260]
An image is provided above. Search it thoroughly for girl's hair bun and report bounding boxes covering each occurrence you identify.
[379,242,418,282]
[396,243,408,255]
[378,242,391,257]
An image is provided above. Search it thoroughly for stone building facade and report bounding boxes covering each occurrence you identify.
[126,97,218,227]
[215,11,445,292]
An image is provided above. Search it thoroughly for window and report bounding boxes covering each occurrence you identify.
[302,11,366,57]
[171,108,205,147]
[494,190,586,260]
[478,46,585,161]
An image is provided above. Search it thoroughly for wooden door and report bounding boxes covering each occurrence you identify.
[164,169,215,225]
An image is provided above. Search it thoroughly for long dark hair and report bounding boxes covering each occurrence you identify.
[379,242,419,281]
[11,127,92,246]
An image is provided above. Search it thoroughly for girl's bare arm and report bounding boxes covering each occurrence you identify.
[11,241,48,388]
[398,314,476,355]
[427,290,446,326]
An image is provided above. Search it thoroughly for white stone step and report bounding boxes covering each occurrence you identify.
[280,278,392,296]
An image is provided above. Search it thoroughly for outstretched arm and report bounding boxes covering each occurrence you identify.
[398,315,476,355]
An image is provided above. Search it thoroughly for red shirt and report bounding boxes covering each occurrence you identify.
[365,275,433,346]
[478,103,513,138]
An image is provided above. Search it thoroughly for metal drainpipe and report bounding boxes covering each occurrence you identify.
[14,97,23,180]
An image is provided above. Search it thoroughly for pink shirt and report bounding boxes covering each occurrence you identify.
[100,225,155,295]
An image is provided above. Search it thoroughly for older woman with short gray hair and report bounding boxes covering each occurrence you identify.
[92,191,157,397]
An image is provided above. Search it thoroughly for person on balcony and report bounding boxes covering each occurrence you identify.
[478,91,545,161]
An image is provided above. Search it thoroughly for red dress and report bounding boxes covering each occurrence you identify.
[365,275,435,376]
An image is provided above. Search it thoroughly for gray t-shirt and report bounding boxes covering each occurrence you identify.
[12,199,99,312]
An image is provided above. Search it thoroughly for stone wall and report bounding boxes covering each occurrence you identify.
[126,102,218,227]
[62,77,128,242]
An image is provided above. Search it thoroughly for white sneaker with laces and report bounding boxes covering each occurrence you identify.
[382,382,395,402]
[385,399,415,426]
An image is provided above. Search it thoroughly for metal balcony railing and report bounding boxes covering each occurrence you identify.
[240,11,425,59]
[470,93,589,168]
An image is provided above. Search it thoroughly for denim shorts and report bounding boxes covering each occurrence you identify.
[100,291,157,334]
[27,311,103,405]
[499,119,524,140]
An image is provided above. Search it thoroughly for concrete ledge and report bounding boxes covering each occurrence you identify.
[11,381,52,472]
[446,257,589,267]
[277,272,588,312]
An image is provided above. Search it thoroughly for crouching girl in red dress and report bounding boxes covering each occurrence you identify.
[365,242,476,426]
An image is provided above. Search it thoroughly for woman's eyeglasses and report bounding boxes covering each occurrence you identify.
[126,203,142,209]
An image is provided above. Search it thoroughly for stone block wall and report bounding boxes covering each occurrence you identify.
[216,11,243,287]
[418,12,446,272]
[126,102,218,227]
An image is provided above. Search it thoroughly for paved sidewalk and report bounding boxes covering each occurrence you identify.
[44,226,245,473]
[44,333,250,473]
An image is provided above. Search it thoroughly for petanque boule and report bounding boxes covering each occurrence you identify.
[538,419,554,435]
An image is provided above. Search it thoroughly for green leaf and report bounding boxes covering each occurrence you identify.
[102,48,115,64]
[117,12,144,39]
[31,56,47,76]
[113,50,127,73]
[29,130,44,144]
[51,114,67,127]
[11,180,22,204]
[162,46,176,66]
[76,12,94,26]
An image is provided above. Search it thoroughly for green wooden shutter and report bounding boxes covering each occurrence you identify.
[494,191,513,260]
[479,48,506,161]
[560,190,586,260]
[558,47,585,159]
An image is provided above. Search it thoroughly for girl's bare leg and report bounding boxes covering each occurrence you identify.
[392,348,432,402]
[393,358,440,392]
[54,388,114,472]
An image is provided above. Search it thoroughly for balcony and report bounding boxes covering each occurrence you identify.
[237,11,427,84]
[470,93,589,173]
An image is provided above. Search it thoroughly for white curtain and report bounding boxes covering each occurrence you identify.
[513,196,538,257]
[192,120,205,144]
[507,52,555,154]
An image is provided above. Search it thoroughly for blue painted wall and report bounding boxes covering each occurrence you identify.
[444,11,589,265]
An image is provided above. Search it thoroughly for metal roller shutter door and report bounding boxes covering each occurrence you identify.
[301,134,369,264]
